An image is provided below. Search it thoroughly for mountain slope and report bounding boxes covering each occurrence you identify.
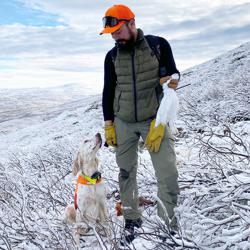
[178,41,250,128]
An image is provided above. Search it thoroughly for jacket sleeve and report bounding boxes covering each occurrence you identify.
[159,37,180,80]
[102,50,117,121]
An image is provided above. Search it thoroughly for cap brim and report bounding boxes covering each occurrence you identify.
[99,21,125,35]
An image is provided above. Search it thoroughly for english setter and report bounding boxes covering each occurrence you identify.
[64,133,109,245]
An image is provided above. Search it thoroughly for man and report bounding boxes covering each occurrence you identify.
[100,4,180,244]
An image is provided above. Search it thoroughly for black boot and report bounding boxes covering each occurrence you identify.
[120,218,143,246]
[125,218,143,229]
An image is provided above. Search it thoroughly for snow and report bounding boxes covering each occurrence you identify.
[0,42,250,249]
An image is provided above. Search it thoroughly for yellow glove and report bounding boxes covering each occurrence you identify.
[104,124,117,147]
[145,119,165,152]
[160,76,178,89]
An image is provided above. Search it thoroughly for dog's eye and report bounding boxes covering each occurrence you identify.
[84,140,90,143]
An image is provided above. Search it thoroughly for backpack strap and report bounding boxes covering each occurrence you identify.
[145,35,167,77]
[110,46,117,65]
[145,35,165,103]
[145,35,161,62]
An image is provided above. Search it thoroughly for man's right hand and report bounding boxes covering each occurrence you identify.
[104,122,117,147]
[145,119,165,152]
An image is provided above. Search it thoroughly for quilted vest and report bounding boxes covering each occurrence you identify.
[113,29,161,123]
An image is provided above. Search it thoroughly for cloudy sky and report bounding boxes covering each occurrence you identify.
[0,0,250,92]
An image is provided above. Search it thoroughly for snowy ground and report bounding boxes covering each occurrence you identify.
[0,42,249,249]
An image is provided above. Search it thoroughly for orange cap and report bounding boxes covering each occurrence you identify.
[100,4,135,35]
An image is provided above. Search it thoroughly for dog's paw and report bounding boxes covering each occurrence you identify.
[64,204,76,224]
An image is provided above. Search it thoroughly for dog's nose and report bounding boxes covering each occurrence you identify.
[96,133,102,141]
[95,133,102,147]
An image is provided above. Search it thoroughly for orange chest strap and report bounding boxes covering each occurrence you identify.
[74,175,102,210]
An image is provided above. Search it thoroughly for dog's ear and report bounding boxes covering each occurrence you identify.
[72,152,84,176]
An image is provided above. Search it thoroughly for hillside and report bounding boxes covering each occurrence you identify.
[0,42,249,249]
[179,41,250,127]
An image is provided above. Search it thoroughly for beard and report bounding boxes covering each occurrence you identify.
[115,29,136,50]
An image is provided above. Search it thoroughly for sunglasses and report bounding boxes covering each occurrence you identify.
[102,16,129,28]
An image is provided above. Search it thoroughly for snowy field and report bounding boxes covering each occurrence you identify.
[0,43,249,249]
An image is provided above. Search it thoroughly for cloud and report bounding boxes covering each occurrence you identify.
[0,24,106,90]
[0,0,63,26]
[148,2,250,68]
[0,24,109,56]
[0,0,250,89]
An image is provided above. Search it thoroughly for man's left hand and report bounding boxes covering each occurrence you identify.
[160,76,178,89]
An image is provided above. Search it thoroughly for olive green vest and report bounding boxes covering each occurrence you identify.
[113,29,161,123]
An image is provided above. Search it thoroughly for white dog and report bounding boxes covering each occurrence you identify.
[64,133,109,245]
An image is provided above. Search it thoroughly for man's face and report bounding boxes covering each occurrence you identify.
[111,22,135,49]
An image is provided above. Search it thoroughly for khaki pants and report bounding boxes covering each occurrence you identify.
[114,117,179,228]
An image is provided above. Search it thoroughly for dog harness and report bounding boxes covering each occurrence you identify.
[74,173,102,210]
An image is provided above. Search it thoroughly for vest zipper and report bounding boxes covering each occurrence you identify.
[131,49,138,122]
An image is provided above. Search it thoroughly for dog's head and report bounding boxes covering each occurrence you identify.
[72,133,102,177]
